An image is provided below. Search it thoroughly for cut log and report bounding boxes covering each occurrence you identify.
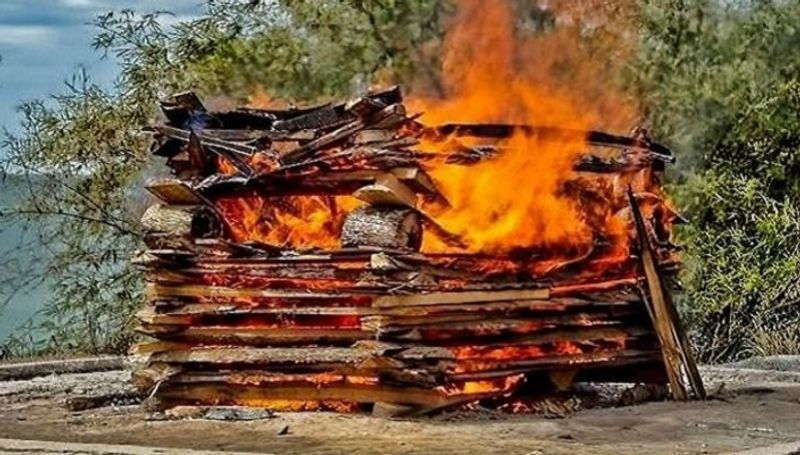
[341,206,422,251]
[140,204,222,249]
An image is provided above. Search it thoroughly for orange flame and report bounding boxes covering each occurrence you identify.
[215,193,360,250]
[410,0,638,255]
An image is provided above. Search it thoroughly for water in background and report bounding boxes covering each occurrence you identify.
[0,175,51,342]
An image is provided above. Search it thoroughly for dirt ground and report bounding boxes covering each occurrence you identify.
[1,362,800,454]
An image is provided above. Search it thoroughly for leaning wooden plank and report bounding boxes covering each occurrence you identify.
[661,281,707,399]
[372,288,550,308]
[628,187,691,400]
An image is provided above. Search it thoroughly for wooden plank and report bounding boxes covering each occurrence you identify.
[628,187,690,400]
[146,283,356,300]
[365,308,635,330]
[157,382,484,408]
[373,297,636,317]
[372,288,550,308]
[451,349,662,376]
[549,278,639,296]
[145,178,209,205]
[161,327,373,346]
[148,302,373,316]
[149,347,376,365]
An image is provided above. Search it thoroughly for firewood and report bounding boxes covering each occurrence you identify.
[628,187,705,400]
[279,103,406,165]
[150,346,378,366]
[161,327,373,347]
[341,206,422,251]
[140,204,222,249]
[353,129,396,144]
[147,283,356,301]
[145,178,208,205]
[354,173,418,208]
[430,124,675,162]
[186,131,212,177]
[451,349,662,376]
[156,383,482,409]
[160,91,206,124]
[372,288,550,308]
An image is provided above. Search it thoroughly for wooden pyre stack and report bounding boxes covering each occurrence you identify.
[131,87,704,415]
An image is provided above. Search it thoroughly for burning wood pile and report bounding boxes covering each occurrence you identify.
[131,87,704,415]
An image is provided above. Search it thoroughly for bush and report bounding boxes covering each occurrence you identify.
[674,172,800,362]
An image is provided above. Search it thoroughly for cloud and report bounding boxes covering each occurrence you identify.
[0,25,57,47]
[60,0,104,8]
[0,0,203,143]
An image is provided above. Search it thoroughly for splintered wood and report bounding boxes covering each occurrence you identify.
[133,87,703,415]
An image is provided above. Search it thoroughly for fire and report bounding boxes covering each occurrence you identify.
[215,193,359,250]
[409,0,637,255]
[452,374,523,395]
[208,0,668,265]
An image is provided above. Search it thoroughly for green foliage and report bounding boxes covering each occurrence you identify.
[673,173,800,362]
[633,0,800,361]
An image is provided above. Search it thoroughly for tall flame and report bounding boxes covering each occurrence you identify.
[412,0,637,254]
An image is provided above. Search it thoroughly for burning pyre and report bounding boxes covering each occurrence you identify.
[131,82,704,415]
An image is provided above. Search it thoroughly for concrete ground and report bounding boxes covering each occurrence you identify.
[1,360,799,455]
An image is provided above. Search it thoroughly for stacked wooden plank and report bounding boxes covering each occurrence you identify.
[132,88,703,415]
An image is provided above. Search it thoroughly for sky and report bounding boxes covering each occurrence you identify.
[0,0,203,154]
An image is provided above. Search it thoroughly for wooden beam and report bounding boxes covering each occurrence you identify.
[372,288,550,308]
[628,187,699,400]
